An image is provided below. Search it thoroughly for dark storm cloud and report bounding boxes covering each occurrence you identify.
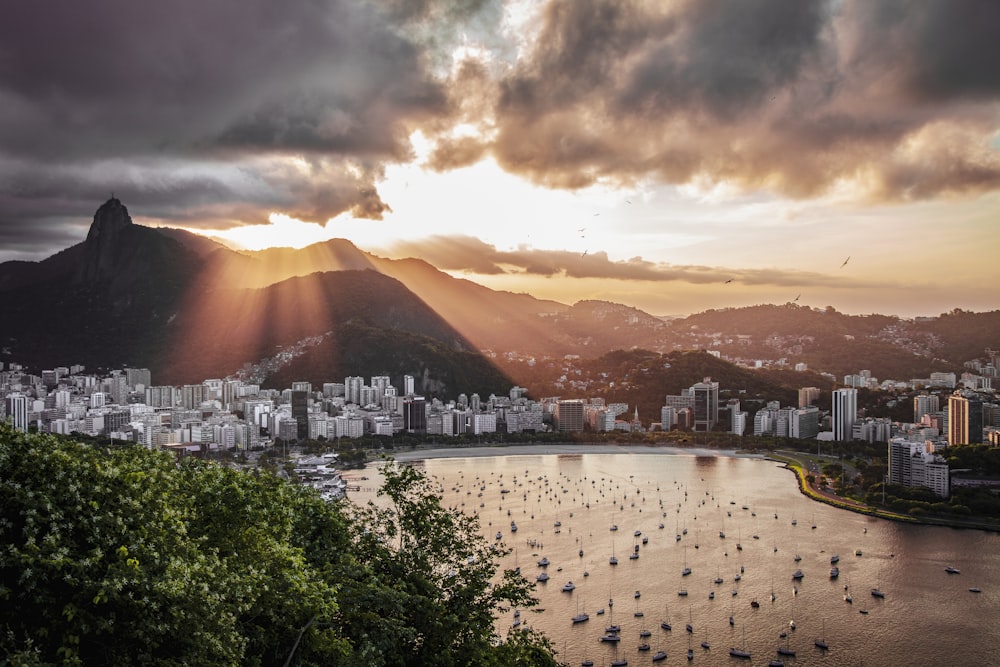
[485,0,1000,199]
[0,0,491,257]
[840,0,1000,103]
[3,0,1000,263]
[0,1,448,160]
[384,235,878,288]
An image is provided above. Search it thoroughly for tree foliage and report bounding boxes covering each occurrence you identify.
[0,425,554,666]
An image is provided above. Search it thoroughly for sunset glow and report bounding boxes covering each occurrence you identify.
[1,0,998,317]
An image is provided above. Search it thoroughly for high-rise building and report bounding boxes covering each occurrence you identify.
[948,392,983,445]
[105,373,128,405]
[914,393,940,423]
[370,376,391,402]
[556,400,585,432]
[181,384,205,410]
[403,374,415,397]
[344,376,364,405]
[222,380,242,410]
[660,406,676,430]
[888,438,949,497]
[663,395,695,412]
[4,393,30,432]
[690,378,719,432]
[831,388,858,442]
[322,383,345,398]
[403,396,427,434]
[731,411,747,436]
[789,406,820,439]
[291,390,309,440]
[798,387,820,408]
[146,386,176,408]
[125,368,151,391]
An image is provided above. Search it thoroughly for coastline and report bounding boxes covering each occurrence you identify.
[384,442,768,462]
[768,452,1000,534]
[367,443,1000,533]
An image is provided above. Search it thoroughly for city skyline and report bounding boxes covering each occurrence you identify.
[2,1,1000,318]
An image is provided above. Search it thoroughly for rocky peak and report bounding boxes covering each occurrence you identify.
[86,197,133,242]
[76,197,135,283]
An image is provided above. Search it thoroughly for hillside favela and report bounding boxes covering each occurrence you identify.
[3,2,1000,666]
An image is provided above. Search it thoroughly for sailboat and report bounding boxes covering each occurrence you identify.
[682,546,691,576]
[638,614,651,651]
[872,568,886,598]
[609,540,618,566]
[730,625,751,659]
[814,621,829,650]
[660,603,672,631]
[571,597,589,624]
[777,629,796,657]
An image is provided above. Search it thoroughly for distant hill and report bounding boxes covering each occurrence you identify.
[1,200,995,395]
[662,304,978,381]
[546,349,834,423]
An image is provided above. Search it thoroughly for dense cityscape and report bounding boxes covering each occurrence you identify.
[4,344,998,503]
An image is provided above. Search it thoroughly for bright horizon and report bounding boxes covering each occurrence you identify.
[2,1,999,319]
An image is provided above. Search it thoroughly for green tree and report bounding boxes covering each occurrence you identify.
[341,461,552,667]
[0,425,556,666]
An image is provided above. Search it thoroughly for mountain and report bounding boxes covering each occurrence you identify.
[1,200,995,394]
[232,240,676,356]
[662,304,977,380]
[0,199,512,396]
[1,199,205,376]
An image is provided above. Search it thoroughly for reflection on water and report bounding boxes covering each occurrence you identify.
[348,449,1000,667]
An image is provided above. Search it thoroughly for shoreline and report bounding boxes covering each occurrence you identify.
[366,443,1000,533]
[384,442,769,462]
[768,452,1000,534]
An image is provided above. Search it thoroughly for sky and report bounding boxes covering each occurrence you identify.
[1,0,999,318]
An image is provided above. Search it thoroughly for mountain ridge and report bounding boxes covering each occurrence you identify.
[1,200,996,390]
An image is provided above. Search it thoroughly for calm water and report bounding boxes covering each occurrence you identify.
[345,449,1000,666]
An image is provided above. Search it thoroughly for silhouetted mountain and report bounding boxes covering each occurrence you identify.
[1,199,204,375]
[0,200,513,395]
[1,200,994,393]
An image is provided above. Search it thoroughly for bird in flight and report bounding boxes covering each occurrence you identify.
[840,256,851,268]
[724,278,733,284]
[582,249,588,257]
[793,294,801,302]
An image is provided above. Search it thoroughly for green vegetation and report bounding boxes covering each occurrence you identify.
[0,424,555,666]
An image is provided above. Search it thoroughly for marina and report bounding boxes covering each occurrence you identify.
[347,447,1000,666]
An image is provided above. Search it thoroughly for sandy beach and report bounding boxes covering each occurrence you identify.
[387,443,768,462]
